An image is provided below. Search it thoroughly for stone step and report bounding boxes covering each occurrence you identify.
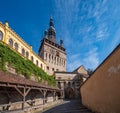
[42,100,94,113]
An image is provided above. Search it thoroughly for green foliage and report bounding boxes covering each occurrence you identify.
[0,42,56,86]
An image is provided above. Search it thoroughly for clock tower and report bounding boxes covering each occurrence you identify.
[38,16,66,75]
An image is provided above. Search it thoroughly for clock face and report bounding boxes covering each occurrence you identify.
[0,31,3,40]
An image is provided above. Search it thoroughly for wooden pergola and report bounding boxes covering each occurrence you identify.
[0,71,64,112]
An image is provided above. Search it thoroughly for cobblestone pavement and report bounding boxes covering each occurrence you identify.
[42,100,94,113]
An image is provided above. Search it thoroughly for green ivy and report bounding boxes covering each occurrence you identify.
[0,42,56,86]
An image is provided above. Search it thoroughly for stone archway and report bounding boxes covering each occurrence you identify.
[65,87,75,99]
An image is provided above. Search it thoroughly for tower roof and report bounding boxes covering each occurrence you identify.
[49,16,54,27]
[46,16,56,43]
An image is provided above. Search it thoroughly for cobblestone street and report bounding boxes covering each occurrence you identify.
[42,100,94,113]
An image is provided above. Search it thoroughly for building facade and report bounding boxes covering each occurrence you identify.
[0,21,46,72]
[38,17,66,75]
[55,65,88,99]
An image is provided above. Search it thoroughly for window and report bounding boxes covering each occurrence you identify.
[60,59,61,65]
[56,51,59,56]
[49,54,51,62]
[52,68,54,71]
[41,64,43,69]
[22,48,25,56]
[64,82,66,87]
[26,51,29,58]
[58,82,61,88]
[64,61,65,66]
[31,56,34,62]
[68,82,71,86]
[46,53,47,60]
[36,60,38,66]
[72,82,75,87]
[58,77,61,80]
[56,69,59,71]
[47,66,49,70]
[55,57,56,64]
[57,58,59,65]
[52,55,53,63]
[0,31,3,40]
[14,43,18,51]
[9,38,13,47]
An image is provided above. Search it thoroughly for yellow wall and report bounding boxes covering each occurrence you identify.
[80,44,120,113]
[0,22,46,72]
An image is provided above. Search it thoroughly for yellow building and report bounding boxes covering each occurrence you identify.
[0,21,46,72]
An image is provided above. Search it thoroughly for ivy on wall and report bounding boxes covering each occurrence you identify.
[0,42,56,86]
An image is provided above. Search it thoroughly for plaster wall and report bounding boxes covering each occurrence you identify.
[80,45,120,113]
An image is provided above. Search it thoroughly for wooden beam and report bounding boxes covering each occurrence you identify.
[14,87,23,96]
[25,88,31,96]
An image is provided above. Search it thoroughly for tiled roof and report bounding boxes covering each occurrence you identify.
[55,71,89,78]
[0,71,58,90]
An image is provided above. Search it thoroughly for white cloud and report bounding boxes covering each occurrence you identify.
[53,0,119,72]
[110,27,120,50]
[67,53,81,71]
[54,0,80,48]
[96,23,109,41]
[67,47,99,71]
[83,47,99,70]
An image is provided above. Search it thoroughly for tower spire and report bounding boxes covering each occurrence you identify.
[47,15,56,43]
[49,14,54,27]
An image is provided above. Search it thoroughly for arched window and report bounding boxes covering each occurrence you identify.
[68,82,71,86]
[49,54,51,62]
[46,53,47,60]
[55,57,56,64]
[52,55,53,63]
[47,66,49,70]
[0,31,3,40]
[9,38,13,47]
[22,48,25,56]
[41,64,43,69]
[31,56,34,62]
[72,82,75,87]
[36,60,38,66]
[64,61,65,66]
[61,59,63,65]
[64,81,66,87]
[57,58,59,65]
[58,82,61,88]
[60,59,61,65]
[26,51,29,58]
[14,43,18,51]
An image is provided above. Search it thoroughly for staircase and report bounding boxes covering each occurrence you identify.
[42,99,94,113]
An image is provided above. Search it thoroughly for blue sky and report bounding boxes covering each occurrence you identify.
[0,0,120,71]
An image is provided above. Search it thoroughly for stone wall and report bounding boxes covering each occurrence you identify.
[55,72,83,99]
[80,44,120,113]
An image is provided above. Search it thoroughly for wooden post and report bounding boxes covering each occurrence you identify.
[22,88,25,110]
[53,91,56,102]
[14,87,31,110]
[43,90,47,105]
